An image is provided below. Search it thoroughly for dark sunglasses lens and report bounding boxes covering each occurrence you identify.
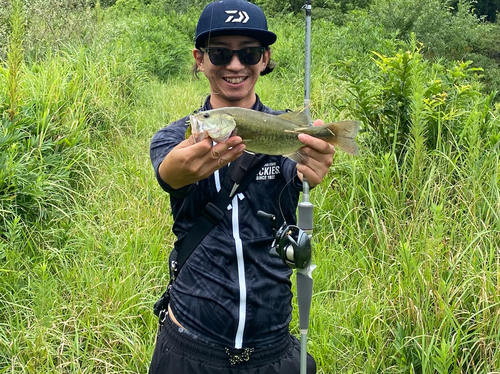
[238,48,263,65]
[206,48,263,66]
[208,48,233,65]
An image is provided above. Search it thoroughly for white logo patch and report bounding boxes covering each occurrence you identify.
[256,162,280,181]
[225,10,250,23]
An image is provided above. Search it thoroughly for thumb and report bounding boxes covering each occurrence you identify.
[174,135,213,154]
[179,134,197,147]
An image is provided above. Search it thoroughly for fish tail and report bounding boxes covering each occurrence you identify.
[321,120,360,155]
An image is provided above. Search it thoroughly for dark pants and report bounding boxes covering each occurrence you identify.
[149,314,316,374]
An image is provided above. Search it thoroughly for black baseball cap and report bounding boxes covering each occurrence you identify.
[195,0,277,49]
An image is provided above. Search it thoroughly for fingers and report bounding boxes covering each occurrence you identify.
[296,159,329,187]
[180,135,245,160]
[206,136,246,167]
[174,136,212,155]
[189,136,246,181]
[159,136,245,189]
[298,133,333,154]
[312,119,324,127]
[296,133,335,187]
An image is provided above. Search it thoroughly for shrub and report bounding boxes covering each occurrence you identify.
[255,0,371,17]
[0,2,152,247]
[336,38,498,158]
[0,47,95,240]
[369,0,500,96]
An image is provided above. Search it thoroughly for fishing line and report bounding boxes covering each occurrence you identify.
[207,3,215,47]
[277,174,301,223]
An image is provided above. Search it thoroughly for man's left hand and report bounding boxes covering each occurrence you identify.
[296,119,335,188]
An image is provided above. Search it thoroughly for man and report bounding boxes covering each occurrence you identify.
[149,1,334,373]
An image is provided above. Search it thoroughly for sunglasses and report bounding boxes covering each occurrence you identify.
[200,47,265,66]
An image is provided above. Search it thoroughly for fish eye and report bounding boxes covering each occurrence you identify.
[203,113,210,118]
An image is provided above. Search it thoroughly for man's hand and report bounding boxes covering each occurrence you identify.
[296,119,335,188]
[159,135,246,189]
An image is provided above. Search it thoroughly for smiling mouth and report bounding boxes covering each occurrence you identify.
[223,77,247,84]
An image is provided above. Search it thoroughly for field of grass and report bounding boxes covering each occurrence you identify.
[1,1,500,373]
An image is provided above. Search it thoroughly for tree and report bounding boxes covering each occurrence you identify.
[475,0,500,22]
[451,0,500,22]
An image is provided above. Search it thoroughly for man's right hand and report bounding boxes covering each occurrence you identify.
[158,135,246,189]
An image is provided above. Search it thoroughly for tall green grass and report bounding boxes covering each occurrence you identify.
[305,37,500,372]
[309,134,499,372]
[1,2,500,373]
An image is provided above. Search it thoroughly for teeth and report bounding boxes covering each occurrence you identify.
[224,77,245,84]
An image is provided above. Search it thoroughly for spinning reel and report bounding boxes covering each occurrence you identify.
[257,211,311,270]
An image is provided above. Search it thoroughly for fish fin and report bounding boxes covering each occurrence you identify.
[278,111,311,126]
[299,105,310,114]
[284,150,309,164]
[185,123,192,140]
[293,126,313,132]
[295,120,360,155]
[326,120,360,155]
[334,139,359,155]
[330,120,360,138]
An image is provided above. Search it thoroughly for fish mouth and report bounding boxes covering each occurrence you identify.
[189,115,200,133]
[188,115,205,143]
[223,77,247,84]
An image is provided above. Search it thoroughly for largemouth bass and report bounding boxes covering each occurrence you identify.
[187,107,360,158]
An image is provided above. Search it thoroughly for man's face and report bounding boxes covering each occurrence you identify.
[194,35,271,109]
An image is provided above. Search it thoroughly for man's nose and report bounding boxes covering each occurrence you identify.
[225,52,245,70]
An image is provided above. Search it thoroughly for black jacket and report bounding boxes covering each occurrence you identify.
[150,96,302,348]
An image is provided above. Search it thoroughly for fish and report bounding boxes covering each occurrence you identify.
[187,107,360,159]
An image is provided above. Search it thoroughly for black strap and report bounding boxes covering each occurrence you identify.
[172,152,267,278]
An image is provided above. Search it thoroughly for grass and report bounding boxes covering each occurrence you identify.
[1,3,500,373]
[305,132,500,372]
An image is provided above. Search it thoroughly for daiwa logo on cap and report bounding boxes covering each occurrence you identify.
[225,10,250,23]
[195,0,277,48]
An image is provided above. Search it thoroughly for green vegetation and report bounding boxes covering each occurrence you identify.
[1,0,499,373]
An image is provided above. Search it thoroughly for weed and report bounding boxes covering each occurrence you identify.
[1,2,500,373]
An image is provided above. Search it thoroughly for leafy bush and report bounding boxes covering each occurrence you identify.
[312,9,401,67]
[255,0,371,17]
[336,38,498,158]
[370,0,474,59]
[112,0,145,14]
[369,0,500,96]
[0,2,154,248]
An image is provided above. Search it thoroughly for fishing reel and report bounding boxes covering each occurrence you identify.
[257,211,311,270]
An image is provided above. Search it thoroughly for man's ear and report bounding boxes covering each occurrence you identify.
[262,49,271,72]
[193,49,205,72]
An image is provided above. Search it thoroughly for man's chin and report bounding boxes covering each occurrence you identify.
[220,92,250,103]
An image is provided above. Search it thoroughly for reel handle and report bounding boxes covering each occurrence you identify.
[256,210,275,221]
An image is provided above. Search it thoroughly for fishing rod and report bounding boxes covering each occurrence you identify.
[304,0,312,118]
[297,180,315,374]
[259,3,315,373]
[257,198,314,374]
[298,2,314,374]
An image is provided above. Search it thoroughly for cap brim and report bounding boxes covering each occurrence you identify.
[195,28,277,49]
